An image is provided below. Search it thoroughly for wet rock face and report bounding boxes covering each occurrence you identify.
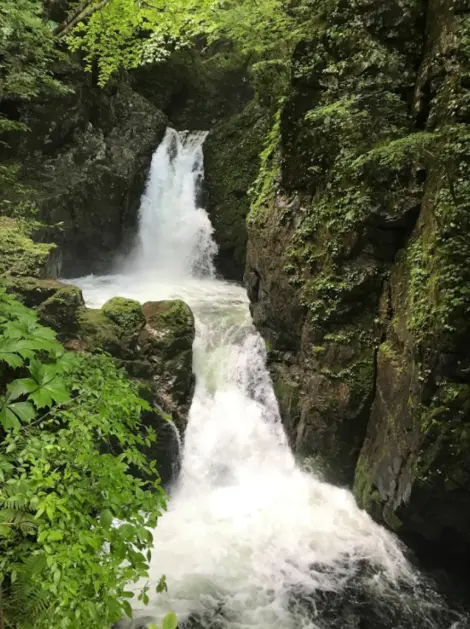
[244,0,470,576]
[17,79,167,276]
[203,101,271,280]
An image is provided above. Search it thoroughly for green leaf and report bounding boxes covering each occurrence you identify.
[100,509,114,530]
[7,378,38,401]
[30,373,70,409]
[122,591,135,599]
[122,600,133,619]
[25,553,47,574]
[8,401,37,423]
[0,339,24,368]
[162,611,178,629]
[30,387,53,409]
[0,407,21,430]
[29,359,46,385]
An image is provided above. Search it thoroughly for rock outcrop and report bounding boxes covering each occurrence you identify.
[244,0,470,576]
[14,75,167,276]
[203,101,271,280]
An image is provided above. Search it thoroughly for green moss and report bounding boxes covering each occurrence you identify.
[0,217,58,278]
[77,308,126,356]
[143,300,195,353]
[102,297,145,336]
[354,455,381,511]
[247,107,282,224]
[37,284,84,333]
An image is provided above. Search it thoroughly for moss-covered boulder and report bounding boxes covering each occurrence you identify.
[102,297,146,342]
[141,300,195,355]
[37,284,84,333]
[6,276,67,307]
[75,306,136,359]
[0,217,60,278]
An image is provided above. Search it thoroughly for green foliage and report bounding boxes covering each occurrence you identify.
[0,286,166,629]
[66,0,297,85]
[0,0,67,211]
[247,107,282,221]
[0,0,64,103]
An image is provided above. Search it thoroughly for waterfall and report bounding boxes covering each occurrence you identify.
[129,128,218,278]
[75,130,466,629]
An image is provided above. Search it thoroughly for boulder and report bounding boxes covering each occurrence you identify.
[140,300,196,433]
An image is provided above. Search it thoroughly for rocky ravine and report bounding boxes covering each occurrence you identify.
[242,0,470,578]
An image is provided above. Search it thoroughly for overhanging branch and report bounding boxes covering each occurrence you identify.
[54,0,111,38]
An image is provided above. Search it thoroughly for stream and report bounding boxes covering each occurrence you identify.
[74,129,467,629]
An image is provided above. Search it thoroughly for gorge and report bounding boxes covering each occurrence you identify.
[1,0,470,627]
[77,130,465,629]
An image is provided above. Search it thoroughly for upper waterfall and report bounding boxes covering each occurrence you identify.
[128,128,218,278]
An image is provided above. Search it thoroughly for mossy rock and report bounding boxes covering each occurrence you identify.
[37,284,85,334]
[141,300,195,356]
[0,217,60,278]
[102,297,145,339]
[77,308,131,358]
[203,100,271,280]
[6,276,68,308]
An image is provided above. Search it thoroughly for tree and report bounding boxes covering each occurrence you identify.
[0,0,67,211]
[63,0,297,85]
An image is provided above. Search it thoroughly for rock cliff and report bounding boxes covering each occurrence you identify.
[244,0,470,577]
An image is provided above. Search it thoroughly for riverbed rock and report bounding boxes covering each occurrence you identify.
[140,300,196,432]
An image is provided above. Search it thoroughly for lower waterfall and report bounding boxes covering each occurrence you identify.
[75,129,466,629]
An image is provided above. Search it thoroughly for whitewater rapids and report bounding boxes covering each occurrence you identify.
[74,129,466,629]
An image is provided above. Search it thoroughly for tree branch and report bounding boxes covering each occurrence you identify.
[54,0,111,38]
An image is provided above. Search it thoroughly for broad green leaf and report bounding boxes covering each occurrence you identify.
[8,401,37,423]
[7,378,38,401]
[122,591,135,599]
[0,339,24,368]
[30,387,53,410]
[100,508,114,530]
[122,600,133,619]
[162,611,178,629]
[29,359,46,385]
[0,407,21,430]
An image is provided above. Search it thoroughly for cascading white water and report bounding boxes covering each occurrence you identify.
[128,128,218,278]
[75,130,466,629]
